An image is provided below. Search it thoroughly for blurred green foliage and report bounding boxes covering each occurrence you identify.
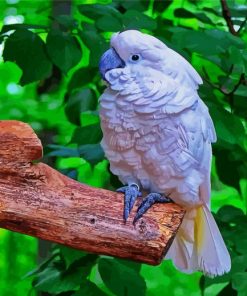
[0,0,246,295]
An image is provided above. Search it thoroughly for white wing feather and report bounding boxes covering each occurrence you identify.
[100,30,230,277]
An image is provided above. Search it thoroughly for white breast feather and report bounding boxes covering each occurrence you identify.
[100,58,215,206]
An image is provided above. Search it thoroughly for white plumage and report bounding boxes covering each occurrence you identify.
[99,30,231,277]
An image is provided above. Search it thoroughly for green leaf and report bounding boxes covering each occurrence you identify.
[0,35,4,44]
[153,0,172,12]
[58,169,78,180]
[231,256,247,274]
[80,28,108,67]
[217,283,237,296]
[46,29,82,73]
[229,6,247,18]
[216,206,244,223]
[23,253,59,279]
[58,157,85,169]
[68,67,98,93]
[78,144,104,165]
[78,4,121,20]
[171,28,245,57]
[236,238,247,254]
[46,145,79,157]
[174,8,195,18]
[214,149,242,191]
[120,0,149,11]
[71,123,102,145]
[174,8,214,25]
[65,88,98,125]
[59,246,87,269]
[202,7,221,17]
[33,255,97,294]
[3,29,52,85]
[209,104,245,147]
[33,263,63,292]
[0,23,48,34]
[122,10,157,30]
[228,46,245,73]
[54,15,78,30]
[98,258,146,296]
[96,15,123,32]
[232,272,247,292]
[171,28,222,56]
[73,280,107,296]
[46,143,104,165]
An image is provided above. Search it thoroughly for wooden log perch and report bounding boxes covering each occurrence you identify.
[0,120,185,265]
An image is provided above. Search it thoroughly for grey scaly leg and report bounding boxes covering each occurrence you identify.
[117,183,142,221]
[133,192,172,224]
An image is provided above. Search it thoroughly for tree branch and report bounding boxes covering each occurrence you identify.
[0,120,185,265]
[220,0,238,36]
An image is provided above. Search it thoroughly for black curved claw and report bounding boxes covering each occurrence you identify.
[133,193,172,224]
[117,184,142,221]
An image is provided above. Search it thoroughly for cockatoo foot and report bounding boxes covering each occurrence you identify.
[116,183,142,221]
[133,193,172,224]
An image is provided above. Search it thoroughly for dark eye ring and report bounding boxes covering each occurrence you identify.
[131,54,140,61]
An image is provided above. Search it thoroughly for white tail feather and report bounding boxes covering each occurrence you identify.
[166,206,231,277]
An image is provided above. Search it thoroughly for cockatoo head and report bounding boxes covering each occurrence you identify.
[99,30,202,89]
[99,30,168,81]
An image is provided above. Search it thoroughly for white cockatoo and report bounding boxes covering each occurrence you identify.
[99,30,231,277]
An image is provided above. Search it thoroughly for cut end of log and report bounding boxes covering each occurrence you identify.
[0,120,43,163]
[0,120,185,265]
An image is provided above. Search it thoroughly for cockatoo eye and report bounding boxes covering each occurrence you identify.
[130,54,141,62]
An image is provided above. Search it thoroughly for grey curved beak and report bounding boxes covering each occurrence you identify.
[99,48,125,80]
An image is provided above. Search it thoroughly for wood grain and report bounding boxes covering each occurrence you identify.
[0,120,185,265]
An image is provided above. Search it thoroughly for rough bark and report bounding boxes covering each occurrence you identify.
[0,120,185,265]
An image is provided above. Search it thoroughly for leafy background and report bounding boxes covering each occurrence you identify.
[0,0,247,295]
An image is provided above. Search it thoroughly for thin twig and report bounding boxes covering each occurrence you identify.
[202,66,245,112]
[202,67,245,95]
[202,67,225,94]
[220,0,238,36]
[229,73,245,95]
